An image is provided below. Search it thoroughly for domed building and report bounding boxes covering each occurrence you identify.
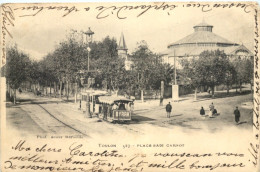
[161,21,253,68]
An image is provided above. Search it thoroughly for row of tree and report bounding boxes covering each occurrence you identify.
[5,31,253,103]
[5,33,173,103]
[181,50,253,99]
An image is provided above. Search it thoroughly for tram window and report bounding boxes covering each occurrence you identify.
[118,103,126,110]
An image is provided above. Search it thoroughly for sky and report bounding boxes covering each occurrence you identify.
[5,2,256,61]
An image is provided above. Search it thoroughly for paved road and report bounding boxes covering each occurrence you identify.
[6,92,139,137]
[6,89,253,137]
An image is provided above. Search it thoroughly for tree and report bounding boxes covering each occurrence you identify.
[223,61,236,95]
[198,50,230,97]
[243,57,254,92]
[181,58,205,100]
[44,36,87,99]
[232,57,253,93]
[89,36,129,93]
[6,45,31,104]
[131,41,174,101]
[181,50,230,98]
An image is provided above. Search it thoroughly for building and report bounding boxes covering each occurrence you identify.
[161,21,253,68]
[117,32,133,70]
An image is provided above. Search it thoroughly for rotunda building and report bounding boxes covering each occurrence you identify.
[161,22,253,68]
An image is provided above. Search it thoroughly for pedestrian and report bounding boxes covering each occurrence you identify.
[166,102,172,118]
[112,103,118,110]
[200,107,205,116]
[103,104,108,120]
[209,102,214,117]
[209,102,214,111]
[213,108,217,115]
[234,106,240,124]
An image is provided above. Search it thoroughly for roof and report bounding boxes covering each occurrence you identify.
[161,45,253,57]
[85,27,94,35]
[98,96,133,104]
[229,44,254,56]
[193,21,213,28]
[168,31,237,47]
[81,90,108,96]
[118,32,127,50]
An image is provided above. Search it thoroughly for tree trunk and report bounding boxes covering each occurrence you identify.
[211,86,215,98]
[49,82,52,96]
[59,81,62,99]
[74,83,77,103]
[227,83,229,95]
[66,80,69,100]
[194,87,197,101]
[239,80,242,93]
[236,79,238,93]
[54,82,56,98]
[44,81,47,95]
[141,90,144,103]
[63,82,66,97]
[13,89,16,104]
[8,82,11,97]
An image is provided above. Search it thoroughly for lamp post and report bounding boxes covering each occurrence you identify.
[83,27,94,71]
[83,27,94,118]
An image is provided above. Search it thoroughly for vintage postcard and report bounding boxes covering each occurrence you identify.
[0,2,260,172]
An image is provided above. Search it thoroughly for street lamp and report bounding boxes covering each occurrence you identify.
[83,27,94,118]
[83,27,94,71]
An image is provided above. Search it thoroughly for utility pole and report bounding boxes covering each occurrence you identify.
[174,52,177,85]
[160,81,164,106]
[172,49,179,101]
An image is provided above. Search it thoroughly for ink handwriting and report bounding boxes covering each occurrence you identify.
[1,4,15,66]
[249,7,260,168]
[13,5,79,17]
[4,140,247,171]
[11,2,254,20]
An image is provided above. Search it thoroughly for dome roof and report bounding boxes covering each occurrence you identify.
[193,22,213,28]
[168,22,238,47]
[168,31,238,47]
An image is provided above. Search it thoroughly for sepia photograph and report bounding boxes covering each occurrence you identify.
[1,2,259,172]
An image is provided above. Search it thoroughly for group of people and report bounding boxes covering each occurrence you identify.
[200,103,241,124]
[166,101,241,124]
[200,103,218,117]
[101,102,134,120]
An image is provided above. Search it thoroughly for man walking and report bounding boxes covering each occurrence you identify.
[166,102,172,118]
[200,107,205,116]
[234,106,240,124]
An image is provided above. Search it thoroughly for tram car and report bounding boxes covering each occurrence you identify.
[98,95,134,122]
[80,90,108,116]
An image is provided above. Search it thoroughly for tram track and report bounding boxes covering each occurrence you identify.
[36,104,88,136]
[19,99,88,136]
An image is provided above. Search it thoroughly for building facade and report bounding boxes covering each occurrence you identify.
[161,22,253,68]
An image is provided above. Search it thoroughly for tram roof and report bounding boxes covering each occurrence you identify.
[98,96,133,104]
[81,90,108,96]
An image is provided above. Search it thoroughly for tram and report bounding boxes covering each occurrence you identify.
[80,90,108,116]
[98,95,134,122]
